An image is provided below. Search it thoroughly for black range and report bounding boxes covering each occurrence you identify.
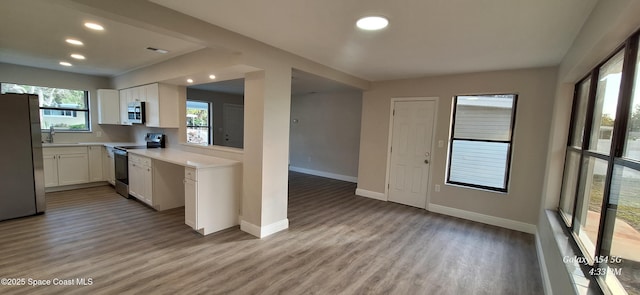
[114,133,165,198]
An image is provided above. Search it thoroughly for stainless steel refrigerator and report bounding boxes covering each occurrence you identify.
[0,93,46,221]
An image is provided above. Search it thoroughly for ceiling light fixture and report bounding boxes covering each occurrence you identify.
[146,47,169,54]
[84,22,104,31]
[356,16,389,31]
[70,54,85,60]
[59,61,72,67]
[209,75,216,80]
[65,38,83,46]
[187,79,194,83]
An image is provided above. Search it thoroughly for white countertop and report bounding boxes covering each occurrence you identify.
[42,142,137,148]
[127,148,240,169]
[100,142,140,148]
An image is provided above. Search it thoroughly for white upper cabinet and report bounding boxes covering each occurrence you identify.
[131,86,146,102]
[119,88,132,125]
[117,83,179,128]
[97,89,120,125]
[145,83,179,128]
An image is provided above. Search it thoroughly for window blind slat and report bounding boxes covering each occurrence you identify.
[448,94,516,191]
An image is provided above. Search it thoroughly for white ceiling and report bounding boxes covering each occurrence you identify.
[0,0,204,77]
[0,0,598,85]
[190,69,360,96]
[152,0,598,81]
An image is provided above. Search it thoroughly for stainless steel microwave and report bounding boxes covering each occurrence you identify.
[127,101,145,124]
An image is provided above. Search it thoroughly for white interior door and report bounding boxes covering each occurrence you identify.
[388,100,436,208]
[223,103,244,148]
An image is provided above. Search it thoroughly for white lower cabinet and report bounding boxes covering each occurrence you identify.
[184,176,197,228]
[103,147,115,185]
[58,154,90,185]
[43,147,89,187]
[128,154,153,205]
[88,146,104,182]
[184,166,240,235]
[43,154,59,187]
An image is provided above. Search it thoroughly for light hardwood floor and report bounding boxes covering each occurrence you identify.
[0,172,543,295]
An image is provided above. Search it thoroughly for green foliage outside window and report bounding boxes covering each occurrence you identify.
[1,83,90,131]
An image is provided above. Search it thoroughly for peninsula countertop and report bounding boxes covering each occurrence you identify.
[127,148,240,169]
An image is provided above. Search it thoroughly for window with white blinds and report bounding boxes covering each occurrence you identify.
[447,94,517,192]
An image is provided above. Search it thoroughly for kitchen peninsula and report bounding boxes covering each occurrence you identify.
[127,148,241,235]
[43,142,241,236]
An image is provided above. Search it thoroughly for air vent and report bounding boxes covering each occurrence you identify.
[146,47,169,54]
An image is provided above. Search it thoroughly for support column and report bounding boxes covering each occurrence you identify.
[241,66,291,238]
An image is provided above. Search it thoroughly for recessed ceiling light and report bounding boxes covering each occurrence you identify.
[356,16,389,31]
[209,75,216,80]
[65,38,83,46]
[84,22,104,31]
[70,54,85,60]
[187,79,194,83]
[59,61,72,67]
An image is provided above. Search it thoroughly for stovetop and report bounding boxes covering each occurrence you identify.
[114,145,148,151]
[115,133,166,151]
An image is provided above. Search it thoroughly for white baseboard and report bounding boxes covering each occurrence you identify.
[240,218,289,238]
[355,188,387,201]
[289,166,357,183]
[428,203,537,234]
[535,232,553,295]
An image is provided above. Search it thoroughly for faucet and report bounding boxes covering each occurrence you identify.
[48,126,55,143]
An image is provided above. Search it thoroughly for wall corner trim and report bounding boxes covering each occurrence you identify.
[428,203,537,234]
[535,232,554,295]
[240,219,289,238]
[355,188,387,201]
[289,167,357,183]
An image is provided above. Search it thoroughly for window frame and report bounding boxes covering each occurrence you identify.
[446,93,518,192]
[186,99,212,145]
[0,82,90,132]
[558,31,640,295]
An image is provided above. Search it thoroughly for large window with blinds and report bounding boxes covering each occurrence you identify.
[1,83,90,131]
[446,94,517,192]
[558,31,639,295]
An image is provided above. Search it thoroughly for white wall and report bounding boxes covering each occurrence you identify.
[289,90,362,181]
[0,62,132,143]
[357,67,558,226]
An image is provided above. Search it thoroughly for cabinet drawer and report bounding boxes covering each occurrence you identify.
[139,156,152,167]
[185,167,197,181]
[130,154,152,167]
[129,154,141,164]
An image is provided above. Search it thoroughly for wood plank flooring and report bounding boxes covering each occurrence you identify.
[0,172,543,295]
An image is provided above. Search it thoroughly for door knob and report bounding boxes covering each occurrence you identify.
[424,159,429,164]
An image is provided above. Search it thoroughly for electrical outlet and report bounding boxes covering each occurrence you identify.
[96,131,102,138]
[438,140,444,148]
[435,184,440,192]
